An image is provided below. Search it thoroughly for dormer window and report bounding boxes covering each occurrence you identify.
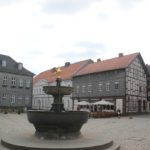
[18,63,23,70]
[2,60,7,67]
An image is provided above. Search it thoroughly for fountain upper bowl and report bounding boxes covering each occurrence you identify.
[43,86,72,95]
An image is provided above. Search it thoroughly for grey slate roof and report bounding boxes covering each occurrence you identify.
[0,54,34,76]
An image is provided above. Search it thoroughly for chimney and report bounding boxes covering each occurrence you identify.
[65,62,70,67]
[97,58,101,62]
[118,53,123,57]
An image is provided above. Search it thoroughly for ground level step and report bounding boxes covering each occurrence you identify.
[105,143,120,150]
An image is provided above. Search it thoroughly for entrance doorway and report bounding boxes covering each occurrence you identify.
[116,99,123,113]
[138,100,141,113]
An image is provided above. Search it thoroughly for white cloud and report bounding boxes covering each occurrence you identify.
[0,0,150,74]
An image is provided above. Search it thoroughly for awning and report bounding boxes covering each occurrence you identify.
[93,100,114,105]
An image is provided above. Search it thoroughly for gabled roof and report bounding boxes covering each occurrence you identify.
[33,59,93,84]
[0,54,34,76]
[74,53,140,76]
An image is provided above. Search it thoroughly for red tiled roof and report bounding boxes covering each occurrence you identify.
[75,53,140,76]
[33,59,93,85]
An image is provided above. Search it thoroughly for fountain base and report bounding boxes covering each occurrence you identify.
[1,132,120,150]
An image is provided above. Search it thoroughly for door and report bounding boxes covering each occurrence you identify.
[116,99,123,114]
[138,100,141,113]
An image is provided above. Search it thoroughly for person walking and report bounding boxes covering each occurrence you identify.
[117,109,121,119]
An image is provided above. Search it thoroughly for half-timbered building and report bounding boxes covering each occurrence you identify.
[146,65,150,112]
[72,53,148,114]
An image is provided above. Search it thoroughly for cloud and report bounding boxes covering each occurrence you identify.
[75,41,105,50]
[56,49,103,62]
[41,24,54,29]
[0,0,150,75]
[97,13,109,20]
[117,0,142,10]
[0,0,18,7]
[41,0,98,14]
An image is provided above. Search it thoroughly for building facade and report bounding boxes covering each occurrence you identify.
[146,65,150,112]
[72,53,148,114]
[0,54,34,113]
[32,60,93,110]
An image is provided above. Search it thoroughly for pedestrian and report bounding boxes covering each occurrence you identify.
[117,109,121,118]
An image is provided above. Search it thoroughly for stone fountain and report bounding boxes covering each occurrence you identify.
[27,67,89,139]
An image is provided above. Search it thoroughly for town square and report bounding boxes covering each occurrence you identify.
[1,0,150,150]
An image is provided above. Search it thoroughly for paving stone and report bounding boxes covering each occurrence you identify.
[0,113,150,150]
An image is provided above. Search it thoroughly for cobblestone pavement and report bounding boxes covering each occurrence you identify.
[0,113,150,150]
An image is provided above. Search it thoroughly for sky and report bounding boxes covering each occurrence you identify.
[0,0,150,75]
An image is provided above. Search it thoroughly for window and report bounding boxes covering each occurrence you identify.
[18,63,23,70]
[18,96,23,104]
[10,95,15,103]
[115,82,119,89]
[82,85,86,93]
[139,86,142,93]
[2,60,6,67]
[106,82,110,91]
[98,82,103,91]
[2,76,7,86]
[2,93,7,101]
[76,85,79,93]
[26,80,31,88]
[11,77,16,87]
[19,79,23,88]
[25,96,30,105]
[143,101,146,111]
[88,84,92,92]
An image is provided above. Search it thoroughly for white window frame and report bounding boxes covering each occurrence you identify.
[3,76,7,86]
[18,96,23,100]
[76,85,79,93]
[19,79,23,87]
[98,82,103,91]
[2,93,7,101]
[88,83,92,92]
[25,96,30,105]
[115,82,119,89]
[10,95,15,103]
[106,82,110,91]
[82,85,86,93]
[2,60,6,67]
[12,77,16,87]
[26,80,31,88]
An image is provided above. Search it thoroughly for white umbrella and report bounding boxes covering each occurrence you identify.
[93,100,114,105]
[77,101,91,105]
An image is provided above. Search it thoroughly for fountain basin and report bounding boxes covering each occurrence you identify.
[27,110,89,139]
